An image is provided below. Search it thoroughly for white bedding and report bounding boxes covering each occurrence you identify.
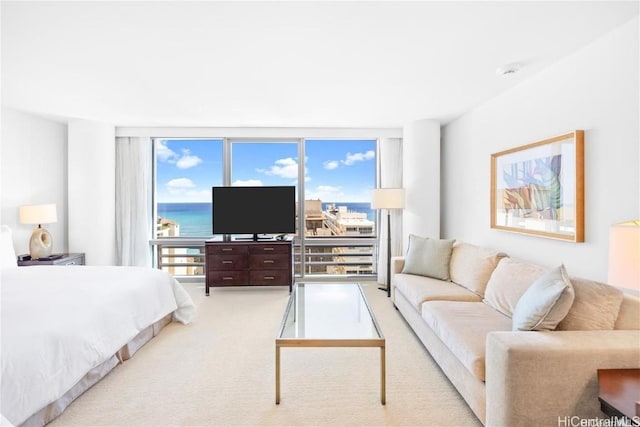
[0,266,196,426]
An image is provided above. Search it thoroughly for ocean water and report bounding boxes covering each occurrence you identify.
[157,203,212,237]
[157,202,374,237]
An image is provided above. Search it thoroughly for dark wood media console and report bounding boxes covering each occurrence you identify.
[205,239,293,295]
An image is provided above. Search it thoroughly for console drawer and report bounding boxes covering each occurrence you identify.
[249,254,289,270]
[206,245,249,255]
[207,270,249,285]
[207,254,248,271]
[249,270,291,285]
[249,244,290,255]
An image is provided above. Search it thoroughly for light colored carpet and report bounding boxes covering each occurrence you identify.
[50,281,481,427]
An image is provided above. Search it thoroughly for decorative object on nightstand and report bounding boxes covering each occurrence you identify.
[608,220,640,296]
[17,253,85,266]
[371,188,405,297]
[19,204,58,259]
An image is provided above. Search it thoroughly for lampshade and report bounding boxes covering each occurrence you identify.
[608,220,640,293]
[19,204,58,225]
[371,188,405,210]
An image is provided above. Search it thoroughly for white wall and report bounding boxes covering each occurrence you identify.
[68,119,116,265]
[1,107,68,255]
[402,119,441,250]
[441,17,639,283]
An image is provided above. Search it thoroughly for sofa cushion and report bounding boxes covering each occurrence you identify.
[401,235,455,280]
[556,277,624,330]
[421,301,512,381]
[512,265,575,331]
[449,242,507,297]
[483,257,548,318]
[394,273,482,310]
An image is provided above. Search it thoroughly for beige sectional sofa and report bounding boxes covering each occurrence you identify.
[390,238,640,426]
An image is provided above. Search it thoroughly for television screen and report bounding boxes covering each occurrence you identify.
[212,186,296,238]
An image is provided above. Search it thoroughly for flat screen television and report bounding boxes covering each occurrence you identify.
[212,186,296,240]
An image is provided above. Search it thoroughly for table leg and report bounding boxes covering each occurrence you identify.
[275,344,281,404]
[381,345,386,405]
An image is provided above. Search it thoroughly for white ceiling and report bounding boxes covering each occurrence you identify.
[2,1,638,128]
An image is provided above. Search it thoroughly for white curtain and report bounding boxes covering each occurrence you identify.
[115,137,152,267]
[377,137,404,285]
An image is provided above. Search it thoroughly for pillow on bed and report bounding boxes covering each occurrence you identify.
[1,225,18,268]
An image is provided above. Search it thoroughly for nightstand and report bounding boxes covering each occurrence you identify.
[18,253,86,266]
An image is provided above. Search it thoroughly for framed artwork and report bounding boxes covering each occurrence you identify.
[490,130,584,242]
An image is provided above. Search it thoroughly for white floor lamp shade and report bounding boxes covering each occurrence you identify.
[371,188,405,297]
[19,204,58,259]
[371,188,405,210]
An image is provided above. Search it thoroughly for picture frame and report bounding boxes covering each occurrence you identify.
[490,130,584,242]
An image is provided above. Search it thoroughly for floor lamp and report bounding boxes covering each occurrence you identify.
[371,188,405,297]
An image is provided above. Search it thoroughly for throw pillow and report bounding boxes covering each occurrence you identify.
[0,225,18,268]
[401,235,455,280]
[556,277,624,330]
[483,257,548,318]
[512,264,575,331]
[449,242,508,297]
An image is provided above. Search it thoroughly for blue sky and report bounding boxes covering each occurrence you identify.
[156,139,377,203]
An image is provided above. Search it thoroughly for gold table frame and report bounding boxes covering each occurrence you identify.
[275,283,386,405]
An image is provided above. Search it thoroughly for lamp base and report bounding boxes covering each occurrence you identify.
[29,226,53,259]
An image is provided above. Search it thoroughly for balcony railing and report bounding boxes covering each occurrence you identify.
[150,237,378,280]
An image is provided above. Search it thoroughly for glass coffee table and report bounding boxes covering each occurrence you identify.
[275,283,386,405]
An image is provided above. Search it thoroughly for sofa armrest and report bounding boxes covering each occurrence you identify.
[485,330,640,427]
[390,256,405,302]
[391,256,405,274]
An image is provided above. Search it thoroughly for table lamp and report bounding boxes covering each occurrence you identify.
[19,203,58,259]
[371,188,405,297]
[608,220,640,296]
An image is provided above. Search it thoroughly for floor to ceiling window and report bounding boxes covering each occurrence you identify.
[152,137,378,279]
[154,139,223,276]
[302,139,377,275]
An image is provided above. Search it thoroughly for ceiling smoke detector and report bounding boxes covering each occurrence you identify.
[496,62,521,76]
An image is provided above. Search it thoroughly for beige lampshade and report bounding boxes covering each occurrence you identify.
[19,204,58,225]
[371,188,405,210]
[608,220,640,293]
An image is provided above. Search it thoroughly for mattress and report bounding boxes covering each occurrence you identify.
[0,266,196,426]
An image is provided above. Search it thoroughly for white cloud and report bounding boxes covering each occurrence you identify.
[166,178,196,189]
[176,149,202,169]
[342,150,375,166]
[258,157,299,179]
[317,185,341,192]
[323,160,339,170]
[306,185,344,201]
[166,178,196,196]
[321,150,375,170]
[156,140,177,162]
[232,179,263,186]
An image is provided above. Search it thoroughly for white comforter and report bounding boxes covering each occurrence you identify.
[0,266,196,426]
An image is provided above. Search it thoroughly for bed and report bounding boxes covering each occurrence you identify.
[0,226,196,426]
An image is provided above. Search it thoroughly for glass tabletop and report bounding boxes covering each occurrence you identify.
[277,283,383,341]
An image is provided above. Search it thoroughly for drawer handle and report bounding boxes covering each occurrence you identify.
[66,262,76,265]
[263,248,274,251]
[222,248,233,252]
[222,260,233,264]
[222,276,234,280]
[263,260,275,264]
[264,276,275,280]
